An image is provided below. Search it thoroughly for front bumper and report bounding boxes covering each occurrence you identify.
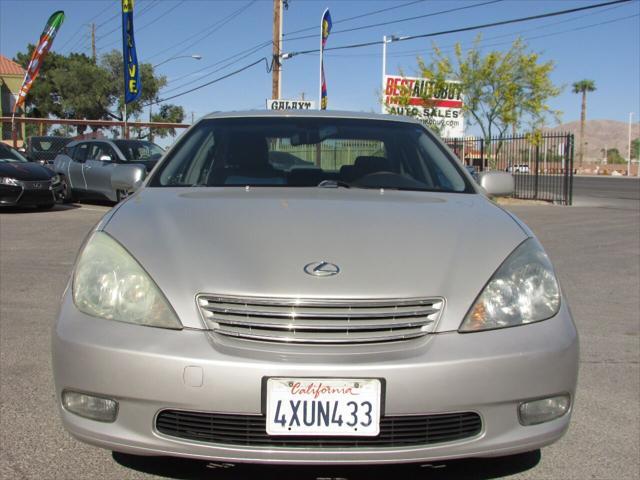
[52,292,579,465]
[0,182,61,206]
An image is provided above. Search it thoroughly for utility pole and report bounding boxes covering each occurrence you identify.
[91,23,96,62]
[272,0,283,99]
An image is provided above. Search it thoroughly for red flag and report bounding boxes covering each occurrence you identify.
[13,11,65,114]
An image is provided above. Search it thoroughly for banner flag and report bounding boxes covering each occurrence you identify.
[13,11,65,114]
[122,0,141,104]
[319,8,332,110]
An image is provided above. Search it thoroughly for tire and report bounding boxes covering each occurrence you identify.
[60,176,75,203]
[116,190,129,203]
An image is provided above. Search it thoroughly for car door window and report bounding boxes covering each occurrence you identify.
[63,145,76,158]
[73,143,89,162]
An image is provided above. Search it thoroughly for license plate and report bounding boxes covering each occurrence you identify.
[265,378,381,436]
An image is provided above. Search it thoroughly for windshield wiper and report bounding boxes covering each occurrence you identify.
[317,179,352,189]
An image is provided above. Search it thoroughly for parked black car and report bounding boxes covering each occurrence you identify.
[20,136,72,167]
[0,143,62,209]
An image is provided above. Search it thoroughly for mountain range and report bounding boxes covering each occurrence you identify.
[545,119,639,162]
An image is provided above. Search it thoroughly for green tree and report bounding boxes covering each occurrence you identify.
[150,104,185,139]
[13,46,177,132]
[572,79,596,166]
[631,137,639,160]
[412,37,561,158]
[100,50,167,121]
[605,148,625,164]
[15,47,114,134]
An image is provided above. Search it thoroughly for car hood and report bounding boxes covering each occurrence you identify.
[103,188,528,331]
[0,161,54,180]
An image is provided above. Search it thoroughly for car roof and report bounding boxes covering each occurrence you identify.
[201,110,422,124]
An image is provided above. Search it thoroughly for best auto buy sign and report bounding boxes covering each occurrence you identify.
[382,75,464,138]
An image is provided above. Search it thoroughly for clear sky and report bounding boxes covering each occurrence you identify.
[1,0,639,132]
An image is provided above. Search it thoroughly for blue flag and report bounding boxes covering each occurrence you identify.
[122,0,141,104]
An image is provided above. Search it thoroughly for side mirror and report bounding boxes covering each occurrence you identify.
[111,164,146,192]
[99,155,112,162]
[479,171,514,196]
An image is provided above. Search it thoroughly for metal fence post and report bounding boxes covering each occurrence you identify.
[534,143,540,200]
[568,134,574,205]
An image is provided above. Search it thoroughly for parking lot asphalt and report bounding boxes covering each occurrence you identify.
[1,200,638,480]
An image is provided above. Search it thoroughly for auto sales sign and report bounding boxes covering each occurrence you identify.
[382,75,464,138]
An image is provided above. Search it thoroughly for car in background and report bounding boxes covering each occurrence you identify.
[53,139,164,203]
[20,136,72,167]
[464,165,479,182]
[0,142,62,209]
[507,164,530,173]
[52,111,578,465]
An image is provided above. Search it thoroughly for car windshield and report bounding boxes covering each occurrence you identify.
[0,143,28,163]
[150,117,472,193]
[113,140,164,162]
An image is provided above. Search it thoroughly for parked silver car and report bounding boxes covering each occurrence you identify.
[52,111,578,465]
[53,139,163,203]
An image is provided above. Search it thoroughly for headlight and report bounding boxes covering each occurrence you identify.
[459,238,560,332]
[0,176,20,186]
[51,174,61,185]
[72,232,182,329]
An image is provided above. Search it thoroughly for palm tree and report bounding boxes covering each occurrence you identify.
[572,80,596,166]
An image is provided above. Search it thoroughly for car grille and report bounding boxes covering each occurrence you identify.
[19,190,55,204]
[21,180,52,190]
[197,295,444,344]
[156,410,482,448]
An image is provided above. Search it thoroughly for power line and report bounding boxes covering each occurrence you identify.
[283,0,427,37]
[67,32,91,55]
[144,57,273,107]
[97,0,187,51]
[160,40,273,91]
[159,0,492,91]
[283,0,632,58]
[285,0,504,42]
[95,0,160,43]
[163,40,267,94]
[146,0,257,61]
[328,1,630,58]
[57,1,116,52]
[335,13,639,61]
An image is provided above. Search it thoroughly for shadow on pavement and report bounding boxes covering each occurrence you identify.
[113,450,541,480]
[0,203,81,214]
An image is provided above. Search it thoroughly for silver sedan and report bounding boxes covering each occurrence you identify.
[53,139,163,203]
[52,111,578,465]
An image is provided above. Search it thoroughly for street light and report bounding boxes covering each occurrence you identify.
[381,35,407,113]
[152,54,202,69]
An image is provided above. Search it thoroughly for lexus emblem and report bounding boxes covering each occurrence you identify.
[304,261,340,277]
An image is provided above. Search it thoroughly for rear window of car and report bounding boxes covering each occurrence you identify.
[113,140,164,161]
[150,117,472,193]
